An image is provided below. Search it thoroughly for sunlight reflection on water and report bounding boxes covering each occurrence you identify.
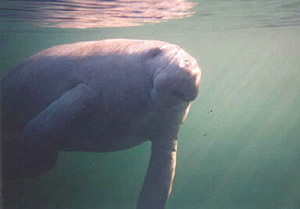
[0,0,196,29]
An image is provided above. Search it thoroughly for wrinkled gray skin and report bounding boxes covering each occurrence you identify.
[1,39,201,209]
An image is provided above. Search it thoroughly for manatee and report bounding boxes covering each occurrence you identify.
[1,39,201,209]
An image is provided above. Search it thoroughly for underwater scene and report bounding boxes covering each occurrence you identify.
[0,0,300,209]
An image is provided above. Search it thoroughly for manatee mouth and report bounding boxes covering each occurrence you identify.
[170,90,188,102]
[150,88,187,110]
[150,76,200,111]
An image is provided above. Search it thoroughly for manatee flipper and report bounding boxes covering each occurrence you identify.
[137,139,177,209]
[23,83,99,149]
[3,83,99,178]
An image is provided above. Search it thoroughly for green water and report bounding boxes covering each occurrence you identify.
[1,1,300,209]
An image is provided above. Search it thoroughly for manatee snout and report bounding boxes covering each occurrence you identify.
[170,67,201,102]
[150,48,201,108]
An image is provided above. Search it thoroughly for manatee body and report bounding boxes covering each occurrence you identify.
[1,39,201,209]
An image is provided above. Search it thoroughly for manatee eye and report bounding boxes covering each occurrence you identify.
[147,48,162,58]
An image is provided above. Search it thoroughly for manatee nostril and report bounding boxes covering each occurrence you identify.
[184,60,191,68]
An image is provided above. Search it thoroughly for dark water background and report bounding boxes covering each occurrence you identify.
[1,0,300,209]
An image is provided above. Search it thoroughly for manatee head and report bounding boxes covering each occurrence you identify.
[147,44,201,110]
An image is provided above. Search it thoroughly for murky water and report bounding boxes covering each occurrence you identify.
[1,0,300,209]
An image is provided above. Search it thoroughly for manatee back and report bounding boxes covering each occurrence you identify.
[1,39,169,132]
